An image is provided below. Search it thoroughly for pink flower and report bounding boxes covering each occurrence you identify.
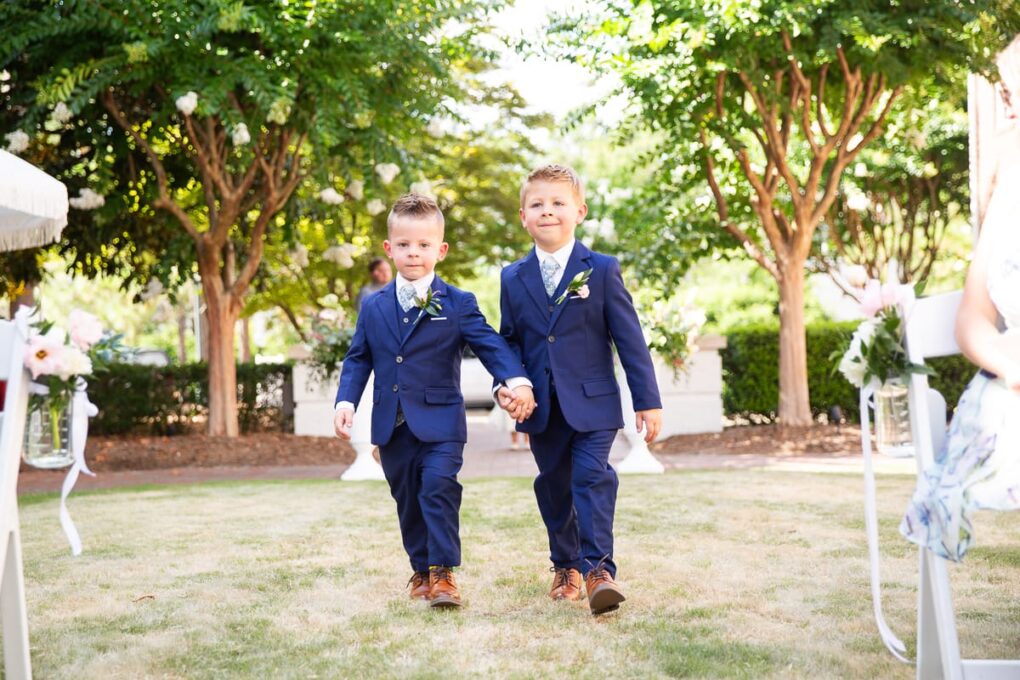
[577,284,590,299]
[860,280,883,318]
[880,283,900,309]
[68,309,103,349]
[24,335,66,379]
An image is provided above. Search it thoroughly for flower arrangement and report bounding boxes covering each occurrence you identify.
[642,296,706,378]
[23,309,123,449]
[836,279,932,388]
[307,305,355,384]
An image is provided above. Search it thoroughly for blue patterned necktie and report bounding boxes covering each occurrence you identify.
[540,258,560,298]
[398,283,417,312]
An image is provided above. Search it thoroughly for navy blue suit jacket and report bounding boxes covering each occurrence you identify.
[336,275,523,446]
[498,241,661,434]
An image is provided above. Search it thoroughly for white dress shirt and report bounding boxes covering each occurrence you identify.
[535,238,576,291]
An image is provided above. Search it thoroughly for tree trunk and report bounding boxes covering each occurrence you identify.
[202,282,240,437]
[777,264,812,425]
[239,316,253,363]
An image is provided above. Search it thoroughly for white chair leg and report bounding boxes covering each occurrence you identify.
[1,525,32,680]
[917,548,963,680]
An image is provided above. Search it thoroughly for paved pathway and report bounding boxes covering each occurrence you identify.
[17,411,914,495]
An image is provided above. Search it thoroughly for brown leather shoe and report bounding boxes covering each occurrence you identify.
[585,565,625,615]
[549,567,583,601]
[407,571,431,600]
[428,566,462,608]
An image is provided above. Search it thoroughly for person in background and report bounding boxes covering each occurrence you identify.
[355,257,393,312]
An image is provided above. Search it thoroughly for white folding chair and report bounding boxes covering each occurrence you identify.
[879,290,1020,679]
[0,308,33,680]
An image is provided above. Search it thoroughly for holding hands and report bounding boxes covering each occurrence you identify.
[497,384,536,423]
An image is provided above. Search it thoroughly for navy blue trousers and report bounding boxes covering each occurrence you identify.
[529,393,619,577]
[378,423,464,572]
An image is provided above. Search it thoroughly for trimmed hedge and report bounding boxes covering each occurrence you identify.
[722,323,976,422]
[88,362,292,435]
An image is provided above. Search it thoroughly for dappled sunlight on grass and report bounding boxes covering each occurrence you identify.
[16,471,1020,678]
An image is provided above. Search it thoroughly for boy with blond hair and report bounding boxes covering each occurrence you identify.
[496,164,662,614]
[335,193,534,608]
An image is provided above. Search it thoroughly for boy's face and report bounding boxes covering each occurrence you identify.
[519,180,588,252]
[383,215,448,281]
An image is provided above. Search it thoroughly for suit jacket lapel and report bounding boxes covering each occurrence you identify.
[549,241,593,331]
[516,248,552,321]
[377,281,401,344]
[400,275,447,348]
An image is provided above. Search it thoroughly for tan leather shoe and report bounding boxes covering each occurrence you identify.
[407,571,431,600]
[549,567,583,601]
[585,566,625,615]
[428,567,462,608]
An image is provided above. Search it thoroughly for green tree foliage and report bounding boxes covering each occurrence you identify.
[564,0,1019,424]
[1,0,496,434]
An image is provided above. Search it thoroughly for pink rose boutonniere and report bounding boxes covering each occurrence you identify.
[556,268,593,305]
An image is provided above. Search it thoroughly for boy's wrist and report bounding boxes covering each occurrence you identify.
[335,401,355,412]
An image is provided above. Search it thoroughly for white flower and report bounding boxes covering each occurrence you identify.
[853,162,868,178]
[839,319,878,388]
[68,309,103,349]
[323,245,355,269]
[318,293,340,307]
[290,243,309,268]
[175,91,198,116]
[231,123,250,146]
[410,180,435,198]
[576,284,590,299]
[346,180,364,201]
[50,102,73,124]
[319,188,345,205]
[426,118,443,138]
[0,70,10,81]
[267,97,291,125]
[846,191,869,212]
[45,133,61,146]
[5,130,29,154]
[366,198,387,216]
[58,347,93,380]
[317,308,340,323]
[842,264,868,289]
[374,163,400,185]
[69,188,105,210]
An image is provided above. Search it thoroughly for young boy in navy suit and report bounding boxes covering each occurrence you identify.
[334,193,535,608]
[496,164,662,615]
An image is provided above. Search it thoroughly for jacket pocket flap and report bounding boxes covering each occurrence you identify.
[582,379,618,398]
[372,388,381,404]
[424,388,463,405]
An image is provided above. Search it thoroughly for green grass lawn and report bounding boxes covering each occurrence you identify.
[11,470,1020,679]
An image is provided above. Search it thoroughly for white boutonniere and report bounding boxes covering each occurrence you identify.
[556,268,593,305]
[413,289,443,318]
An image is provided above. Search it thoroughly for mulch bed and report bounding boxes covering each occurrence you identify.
[19,424,863,474]
[20,432,356,473]
[652,423,865,458]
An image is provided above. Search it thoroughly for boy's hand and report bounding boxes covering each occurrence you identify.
[334,408,355,440]
[510,385,536,422]
[635,408,662,443]
[496,386,516,411]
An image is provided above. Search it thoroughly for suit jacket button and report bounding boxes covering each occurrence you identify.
[547,335,555,343]
[403,317,409,323]
[396,356,403,364]
[548,305,554,312]
[392,384,399,392]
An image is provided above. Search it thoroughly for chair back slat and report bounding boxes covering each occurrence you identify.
[904,291,963,362]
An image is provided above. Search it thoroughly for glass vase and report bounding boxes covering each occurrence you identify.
[23,402,73,469]
[875,379,913,458]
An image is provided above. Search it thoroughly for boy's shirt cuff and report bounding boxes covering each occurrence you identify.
[492,376,533,398]
[335,401,355,412]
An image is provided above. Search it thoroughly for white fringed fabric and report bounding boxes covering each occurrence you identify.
[0,149,68,252]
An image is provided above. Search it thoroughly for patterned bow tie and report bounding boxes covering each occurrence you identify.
[540,258,560,297]
[398,283,417,312]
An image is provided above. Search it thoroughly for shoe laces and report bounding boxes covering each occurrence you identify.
[407,571,428,588]
[586,555,612,582]
[431,566,455,584]
[551,567,572,589]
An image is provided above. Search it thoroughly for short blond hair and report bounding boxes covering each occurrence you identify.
[386,193,445,236]
[520,163,585,207]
